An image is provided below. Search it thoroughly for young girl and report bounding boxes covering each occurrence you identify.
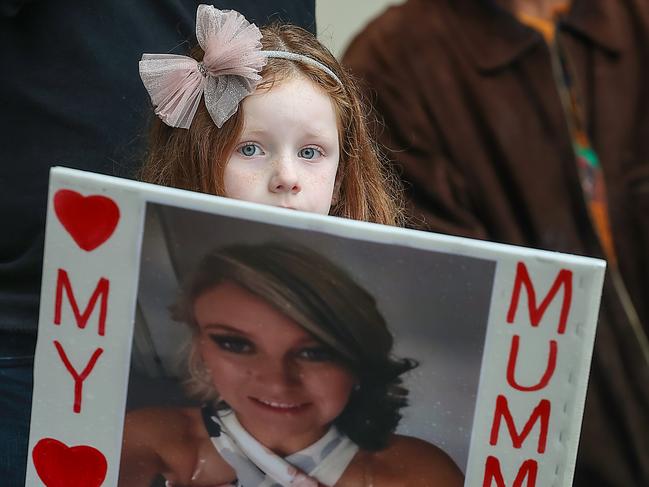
[126,5,462,485]
[119,243,463,486]
[138,5,402,225]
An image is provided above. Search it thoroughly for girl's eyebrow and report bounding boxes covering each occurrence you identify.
[239,128,267,137]
[240,127,336,139]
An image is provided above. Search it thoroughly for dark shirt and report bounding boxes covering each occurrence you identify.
[0,0,315,333]
[344,0,649,485]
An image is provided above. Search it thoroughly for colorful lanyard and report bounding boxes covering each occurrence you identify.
[550,17,649,366]
[519,7,617,264]
[551,25,618,264]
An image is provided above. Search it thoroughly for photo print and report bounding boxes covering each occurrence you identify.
[26,167,605,487]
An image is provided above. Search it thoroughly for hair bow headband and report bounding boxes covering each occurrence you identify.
[139,5,342,129]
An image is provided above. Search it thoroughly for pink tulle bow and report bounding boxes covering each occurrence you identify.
[139,5,267,129]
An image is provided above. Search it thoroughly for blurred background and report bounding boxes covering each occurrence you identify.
[316,0,405,58]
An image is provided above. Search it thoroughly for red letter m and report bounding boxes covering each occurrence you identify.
[507,262,573,334]
[54,269,109,336]
[490,395,550,454]
[483,456,538,487]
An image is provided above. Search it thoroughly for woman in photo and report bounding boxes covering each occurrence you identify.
[119,243,463,486]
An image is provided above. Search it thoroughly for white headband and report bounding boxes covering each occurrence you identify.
[262,50,343,86]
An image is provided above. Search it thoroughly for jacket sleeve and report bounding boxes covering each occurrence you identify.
[343,24,488,240]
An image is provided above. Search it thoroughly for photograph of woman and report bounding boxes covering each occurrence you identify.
[119,243,463,487]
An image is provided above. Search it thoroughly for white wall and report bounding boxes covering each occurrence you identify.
[316,0,405,59]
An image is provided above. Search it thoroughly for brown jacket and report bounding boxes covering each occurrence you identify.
[344,0,649,485]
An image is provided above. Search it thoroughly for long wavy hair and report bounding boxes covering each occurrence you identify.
[173,243,417,451]
[140,23,403,226]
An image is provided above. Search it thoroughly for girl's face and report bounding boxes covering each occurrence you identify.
[194,281,356,455]
[223,75,340,214]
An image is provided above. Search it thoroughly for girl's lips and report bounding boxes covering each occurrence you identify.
[249,397,311,414]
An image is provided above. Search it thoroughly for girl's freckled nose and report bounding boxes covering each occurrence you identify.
[269,158,301,194]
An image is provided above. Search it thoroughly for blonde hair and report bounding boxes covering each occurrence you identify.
[140,23,403,226]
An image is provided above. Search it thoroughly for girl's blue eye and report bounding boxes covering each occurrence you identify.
[298,147,322,160]
[238,143,262,157]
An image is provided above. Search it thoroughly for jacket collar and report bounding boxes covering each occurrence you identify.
[445,0,623,73]
[562,0,623,55]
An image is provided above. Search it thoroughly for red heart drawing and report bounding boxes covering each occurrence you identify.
[54,189,120,252]
[32,437,108,487]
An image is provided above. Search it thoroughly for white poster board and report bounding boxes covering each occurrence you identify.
[26,167,604,486]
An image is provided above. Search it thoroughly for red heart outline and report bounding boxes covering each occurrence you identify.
[54,189,120,252]
[32,437,108,487]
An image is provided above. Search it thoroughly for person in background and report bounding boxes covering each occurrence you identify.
[0,2,314,485]
[343,0,649,485]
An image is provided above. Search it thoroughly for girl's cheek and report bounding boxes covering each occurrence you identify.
[223,162,264,198]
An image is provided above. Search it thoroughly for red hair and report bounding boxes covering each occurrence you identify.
[140,24,403,225]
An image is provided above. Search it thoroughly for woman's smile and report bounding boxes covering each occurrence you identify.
[249,397,312,413]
